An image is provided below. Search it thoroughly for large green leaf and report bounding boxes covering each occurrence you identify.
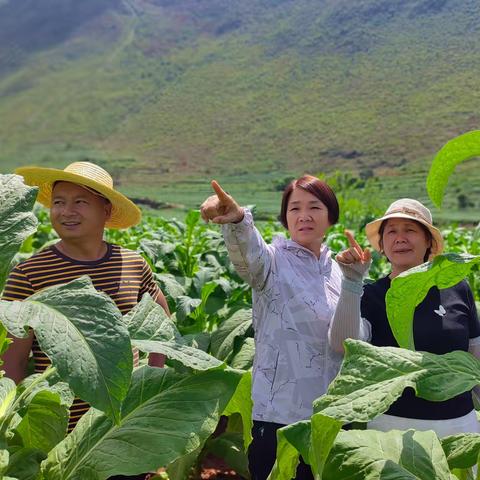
[133,339,224,370]
[15,390,69,453]
[223,370,253,449]
[139,239,176,266]
[229,337,255,370]
[166,445,202,480]
[0,377,16,421]
[123,293,179,341]
[268,421,310,480]
[309,414,343,478]
[0,277,132,423]
[0,174,38,291]
[427,130,480,208]
[267,414,342,480]
[313,340,480,423]
[5,446,46,480]
[323,429,456,480]
[386,253,480,350]
[183,332,211,352]
[127,294,224,370]
[210,309,252,361]
[0,448,8,474]
[17,375,74,409]
[154,273,186,299]
[175,296,202,322]
[441,433,480,470]
[204,432,249,479]
[42,366,243,479]
[0,324,12,359]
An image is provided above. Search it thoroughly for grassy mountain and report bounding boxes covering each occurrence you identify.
[0,0,479,218]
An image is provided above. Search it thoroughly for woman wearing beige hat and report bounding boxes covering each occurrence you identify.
[329,198,480,436]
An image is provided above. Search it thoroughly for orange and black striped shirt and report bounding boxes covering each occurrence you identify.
[2,243,161,430]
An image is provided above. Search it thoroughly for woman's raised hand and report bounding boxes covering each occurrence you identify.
[200,180,245,224]
[336,230,371,281]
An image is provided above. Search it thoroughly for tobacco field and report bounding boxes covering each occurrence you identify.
[0,131,479,479]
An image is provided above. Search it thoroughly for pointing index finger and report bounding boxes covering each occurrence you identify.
[211,180,230,203]
[344,229,362,255]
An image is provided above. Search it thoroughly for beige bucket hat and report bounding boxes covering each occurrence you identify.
[15,161,141,229]
[365,198,444,257]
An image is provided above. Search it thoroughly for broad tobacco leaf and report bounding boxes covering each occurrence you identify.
[0,277,132,424]
[139,239,176,267]
[210,309,252,361]
[15,390,69,453]
[427,130,480,207]
[5,446,46,480]
[268,414,342,480]
[166,445,202,480]
[126,294,223,370]
[133,339,224,370]
[123,293,179,341]
[0,377,16,421]
[441,433,480,470]
[323,429,456,480]
[154,272,186,299]
[204,432,249,479]
[313,340,480,423]
[0,174,38,291]
[17,375,74,409]
[175,296,202,322]
[309,414,343,478]
[386,253,480,350]
[229,337,255,370]
[0,448,8,473]
[42,366,243,479]
[268,420,310,480]
[223,370,253,450]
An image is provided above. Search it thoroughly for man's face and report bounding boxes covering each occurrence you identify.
[50,181,111,242]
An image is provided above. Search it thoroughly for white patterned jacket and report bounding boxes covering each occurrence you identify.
[222,209,343,425]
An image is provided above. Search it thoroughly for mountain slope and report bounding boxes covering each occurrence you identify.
[0,0,479,211]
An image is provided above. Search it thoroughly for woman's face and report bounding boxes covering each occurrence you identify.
[381,218,431,272]
[286,187,330,255]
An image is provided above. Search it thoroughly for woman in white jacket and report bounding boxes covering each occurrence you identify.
[200,176,343,480]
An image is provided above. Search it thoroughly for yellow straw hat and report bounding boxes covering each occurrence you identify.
[15,161,141,229]
[365,198,444,259]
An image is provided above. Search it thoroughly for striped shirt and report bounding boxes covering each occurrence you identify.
[2,242,161,430]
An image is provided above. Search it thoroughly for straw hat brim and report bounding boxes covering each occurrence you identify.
[15,166,141,229]
[365,212,444,258]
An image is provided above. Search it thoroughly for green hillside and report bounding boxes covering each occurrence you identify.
[0,0,479,219]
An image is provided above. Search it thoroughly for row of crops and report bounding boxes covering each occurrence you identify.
[0,131,479,479]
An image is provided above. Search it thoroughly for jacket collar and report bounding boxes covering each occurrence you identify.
[273,235,332,268]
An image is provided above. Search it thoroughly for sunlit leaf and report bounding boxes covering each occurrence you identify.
[386,253,480,350]
[313,340,480,423]
[427,130,480,207]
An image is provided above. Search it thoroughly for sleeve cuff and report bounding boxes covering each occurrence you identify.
[341,277,363,296]
[469,336,480,347]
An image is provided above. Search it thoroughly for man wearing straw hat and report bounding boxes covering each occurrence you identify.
[2,161,169,440]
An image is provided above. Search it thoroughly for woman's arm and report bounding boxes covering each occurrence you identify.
[328,270,372,353]
[328,231,371,353]
[201,181,273,290]
[221,209,273,290]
